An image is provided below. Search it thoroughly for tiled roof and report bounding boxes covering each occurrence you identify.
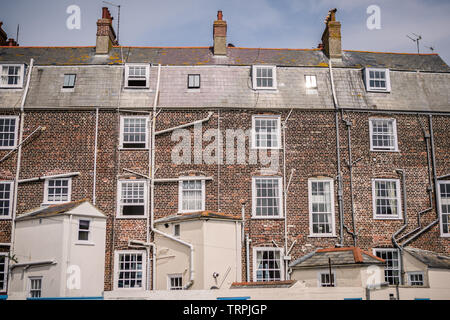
[16,199,92,221]
[154,211,242,224]
[404,247,450,269]
[0,46,448,72]
[290,247,385,268]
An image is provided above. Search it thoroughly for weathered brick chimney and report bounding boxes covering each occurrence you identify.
[320,8,342,60]
[213,10,227,56]
[96,7,117,54]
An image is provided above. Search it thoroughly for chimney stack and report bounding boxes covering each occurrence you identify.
[96,7,117,54]
[320,8,342,61]
[213,10,227,56]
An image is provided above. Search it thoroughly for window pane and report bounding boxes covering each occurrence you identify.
[118,253,144,288]
[255,249,281,282]
[254,178,281,217]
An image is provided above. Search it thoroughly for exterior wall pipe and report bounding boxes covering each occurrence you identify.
[128,240,156,291]
[0,126,45,164]
[92,108,99,205]
[155,111,214,136]
[391,169,407,285]
[245,234,251,282]
[344,115,357,247]
[18,172,81,184]
[328,58,345,246]
[8,58,34,295]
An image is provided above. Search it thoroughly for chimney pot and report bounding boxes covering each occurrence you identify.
[217,10,223,20]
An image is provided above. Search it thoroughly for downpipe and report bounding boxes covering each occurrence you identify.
[391,169,407,285]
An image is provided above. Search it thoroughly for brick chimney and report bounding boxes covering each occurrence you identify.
[213,10,227,56]
[0,22,7,46]
[320,8,342,60]
[96,7,117,54]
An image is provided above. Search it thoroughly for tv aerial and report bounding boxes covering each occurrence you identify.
[424,45,435,53]
[406,33,422,54]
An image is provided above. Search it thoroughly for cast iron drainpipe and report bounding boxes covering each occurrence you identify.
[392,169,408,285]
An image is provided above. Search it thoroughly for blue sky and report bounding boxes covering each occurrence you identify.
[2,0,450,63]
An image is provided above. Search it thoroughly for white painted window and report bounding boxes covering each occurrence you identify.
[28,277,42,298]
[44,178,72,204]
[187,74,200,89]
[373,248,400,285]
[438,181,450,237]
[174,224,180,237]
[369,118,398,151]
[120,116,148,149]
[168,274,183,290]
[309,178,335,236]
[0,116,19,149]
[0,64,24,88]
[252,65,277,90]
[318,271,336,287]
[364,68,391,92]
[0,254,7,292]
[252,115,281,149]
[253,247,283,282]
[179,178,205,213]
[0,181,13,219]
[408,272,424,286]
[305,75,318,94]
[372,179,402,219]
[78,219,91,241]
[63,74,76,88]
[252,177,283,218]
[125,64,150,88]
[117,180,147,217]
[114,251,146,289]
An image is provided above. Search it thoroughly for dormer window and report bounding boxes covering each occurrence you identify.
[125,64,150,88]
[0,64,24,88]
[364,68,391,92]
[252,65,277,90]
[63,74,76,88]
[187,74,200,89]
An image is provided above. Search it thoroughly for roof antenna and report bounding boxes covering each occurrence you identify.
[406,33,422,54]
[102,1,121,45]
[16,24,19,44]
[424,45,435,53]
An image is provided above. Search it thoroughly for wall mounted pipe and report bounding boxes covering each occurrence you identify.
[391,169,407,285]
[92,108,99,205]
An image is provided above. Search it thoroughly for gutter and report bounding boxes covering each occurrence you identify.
[18,172,80,184]
[10,259,56,270]
[155,111,214,136]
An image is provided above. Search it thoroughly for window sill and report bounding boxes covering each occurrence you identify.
[75,241,95,246]
[252,88,278,92]
[250,147,282,150]
[307,235,337,238]
[0,216,12,220]
[366,89,391,93]
[370,149,400,153]
[61,88,75,92]
[116,215,148,219]
[251,216,284,220]
[186,88,201,92]
[373,216,403,220]
[119,148,149,151]
[0,146,17,150]
[123,88,153,92]
[0,87,23,90]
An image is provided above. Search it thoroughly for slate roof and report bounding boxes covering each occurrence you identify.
[404,247,450,270]
[290,247,385,268]
[15,199,102,221]
[154,211,242,224]
[0,46,449,72]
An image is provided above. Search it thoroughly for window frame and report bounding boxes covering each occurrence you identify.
[187,74,201,89]
[308,178,336,237]
[62,74,76,88]
[317,270,336,287]
[124,63,150,89]
[117,179,148,219]
[0,115,19,150]
[0,181,14,219]
[373,248,401,285]
[167,273,183,290]
[252,65,277,90]
[77,218,91,243]
[178,177,206,214]
[28,276,43,298]
[369,118,398,152]
[0,64,25,89]
[114,250,147,290]
[174,224,180,237]
[407,271,425,286]
[252,176,283,219]
[252,247,284,282]
[438,180,450,237]
[0,253,8,292]
[43,178,72,205]
[119,116,149,149]
[251,115,282,150]
[364,68,391,92]
[372,178,402,220]
[305,75,318,94]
